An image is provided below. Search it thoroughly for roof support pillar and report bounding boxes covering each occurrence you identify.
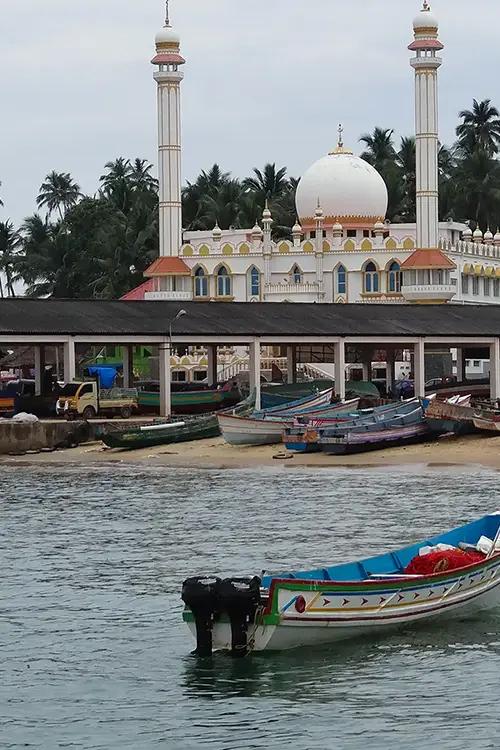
[286,345,296,384]
[249,339,261,411]
[334,340,346,401]
[490,339,500,402]
[386,349,396,397]
[122,345,134,389]
[159,341,172,418]
[455,346,466,384]
[34,345,44,396]
[414,338,425,399]
[63,339,76,383]
[207,345,217,387]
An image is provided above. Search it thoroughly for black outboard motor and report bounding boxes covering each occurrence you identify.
[216,576,261,657]
[181,576,221,657]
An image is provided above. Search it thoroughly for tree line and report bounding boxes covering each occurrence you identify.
[1,98,500,299]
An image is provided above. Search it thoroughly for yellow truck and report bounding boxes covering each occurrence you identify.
[56,381,138,420]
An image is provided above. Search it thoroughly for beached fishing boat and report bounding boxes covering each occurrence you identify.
[472,411,500,433]
[424,397,477,435]
[218,397,359,446]
[137,382,241,415]
[284,399,419,453]
[319,405,432,455]
[101,413,220,449]
[181,512,500,654]
[260,380,334,409]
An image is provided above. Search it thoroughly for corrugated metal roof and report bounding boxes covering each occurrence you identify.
[0,299,499,338]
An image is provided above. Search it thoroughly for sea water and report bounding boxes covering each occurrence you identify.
[2,464,500,749]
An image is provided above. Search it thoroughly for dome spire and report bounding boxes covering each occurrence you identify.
[329,124,353,155]
[165,0,170,26]
[337,123,344,150]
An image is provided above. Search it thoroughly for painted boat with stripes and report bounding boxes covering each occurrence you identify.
[181,512,500,654]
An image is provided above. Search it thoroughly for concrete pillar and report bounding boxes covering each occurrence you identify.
[286,345,296,384]
[334,340,346,401]
[414,339,426,399]
[63,339,76,383]
[122,345,134,389]
[455,347,466,383]
[361,362,370,382]
[490,339,500,402]
[249,339,261,411]
[34,345,44,396]
[159,342,172,417]
[386,350,396,397]
[207,345,217,387]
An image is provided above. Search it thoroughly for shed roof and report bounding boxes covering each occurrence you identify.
[0,299,499,339]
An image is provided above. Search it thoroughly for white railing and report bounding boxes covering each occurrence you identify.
[144,291,192,301]
[265,282,318,295]
[401,284,456,301]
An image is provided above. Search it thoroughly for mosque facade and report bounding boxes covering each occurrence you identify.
[127,1,500,307]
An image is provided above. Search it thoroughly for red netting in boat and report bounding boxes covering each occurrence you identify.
[404,549,485,575]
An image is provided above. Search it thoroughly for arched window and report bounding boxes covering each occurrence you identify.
[364,262,379,293]
[217,266,232,297]
[249,266,260,297]
[387,261,401,293]
[194,267,208,298]
[291,265,302,283]
[336,264,347,295]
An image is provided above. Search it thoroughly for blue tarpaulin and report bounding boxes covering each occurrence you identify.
[86,366,119,389]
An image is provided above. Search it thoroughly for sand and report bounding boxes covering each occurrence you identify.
[3,432,500,472]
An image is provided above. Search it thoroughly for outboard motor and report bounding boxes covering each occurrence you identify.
[216,576,261,657]
[182,576,221,657]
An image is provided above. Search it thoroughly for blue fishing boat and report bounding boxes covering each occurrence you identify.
[283,399,419,453]
[181,513,500,654]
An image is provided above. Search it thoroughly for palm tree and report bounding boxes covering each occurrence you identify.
[396,136,416,221]
[456,99,500,156]
[36,171,81,220]
[453,149,500,229]
[359,128,396,171]
[0,220,21,296]
[129,158,158,192]
[244,164,288,199]
[182,164,233,229]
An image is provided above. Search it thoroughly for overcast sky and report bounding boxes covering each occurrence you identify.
[1,0,498,225]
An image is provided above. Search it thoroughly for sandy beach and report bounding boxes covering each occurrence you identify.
[2,431,500,472]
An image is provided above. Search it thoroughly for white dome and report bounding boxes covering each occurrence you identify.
[413,6,438,31]
[296,152,388,224]
[155,25,180,47]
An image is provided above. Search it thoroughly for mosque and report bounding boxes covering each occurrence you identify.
[124,1,500,308]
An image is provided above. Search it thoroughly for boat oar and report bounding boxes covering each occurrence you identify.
[486,523,500,560]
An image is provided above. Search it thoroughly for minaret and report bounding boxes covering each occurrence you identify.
[401,2,455,303]
[410,1,443,250]
[152,1,185,257]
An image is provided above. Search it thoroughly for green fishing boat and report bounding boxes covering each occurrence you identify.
[137,383,241,415]
[101,414,220,450]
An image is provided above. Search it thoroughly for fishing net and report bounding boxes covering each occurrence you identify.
[404,549,485,575]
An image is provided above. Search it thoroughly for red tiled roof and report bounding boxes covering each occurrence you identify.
[408,39,444,51]
[401,249,456,270]
[120,280,154,301]
[151,53,186,65]
[144,257,191,276]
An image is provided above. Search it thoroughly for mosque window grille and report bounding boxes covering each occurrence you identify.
[216,266,232,297]
[194,267,209,298]
[484,278,491,297]
[462,274,469,295]
[336,265,347,295]
[495,279,500,298]
[387,262,401,293]
[472,276,479,295]
[363,262,380,293]
[249,266,260,297]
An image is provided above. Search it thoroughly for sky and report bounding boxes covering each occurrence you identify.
[1,0,499,226]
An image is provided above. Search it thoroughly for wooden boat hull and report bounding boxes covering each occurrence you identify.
[473,416,500,433]
[424,399,478,435]
[182,513,500,652]
[102,415,219,449]
[260,380,334,409]
[320,423,432,455]
[137,388,240,415]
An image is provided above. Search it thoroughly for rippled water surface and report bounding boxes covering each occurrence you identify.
[2,464,500,749]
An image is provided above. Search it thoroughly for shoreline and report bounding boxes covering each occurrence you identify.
[2,433,500,472]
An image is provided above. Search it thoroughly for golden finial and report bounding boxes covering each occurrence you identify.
[329,123,353,155]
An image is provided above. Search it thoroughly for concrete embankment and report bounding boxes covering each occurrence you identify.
[0,420,90,454]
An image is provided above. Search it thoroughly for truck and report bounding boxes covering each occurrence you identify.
[56,381,138,420]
